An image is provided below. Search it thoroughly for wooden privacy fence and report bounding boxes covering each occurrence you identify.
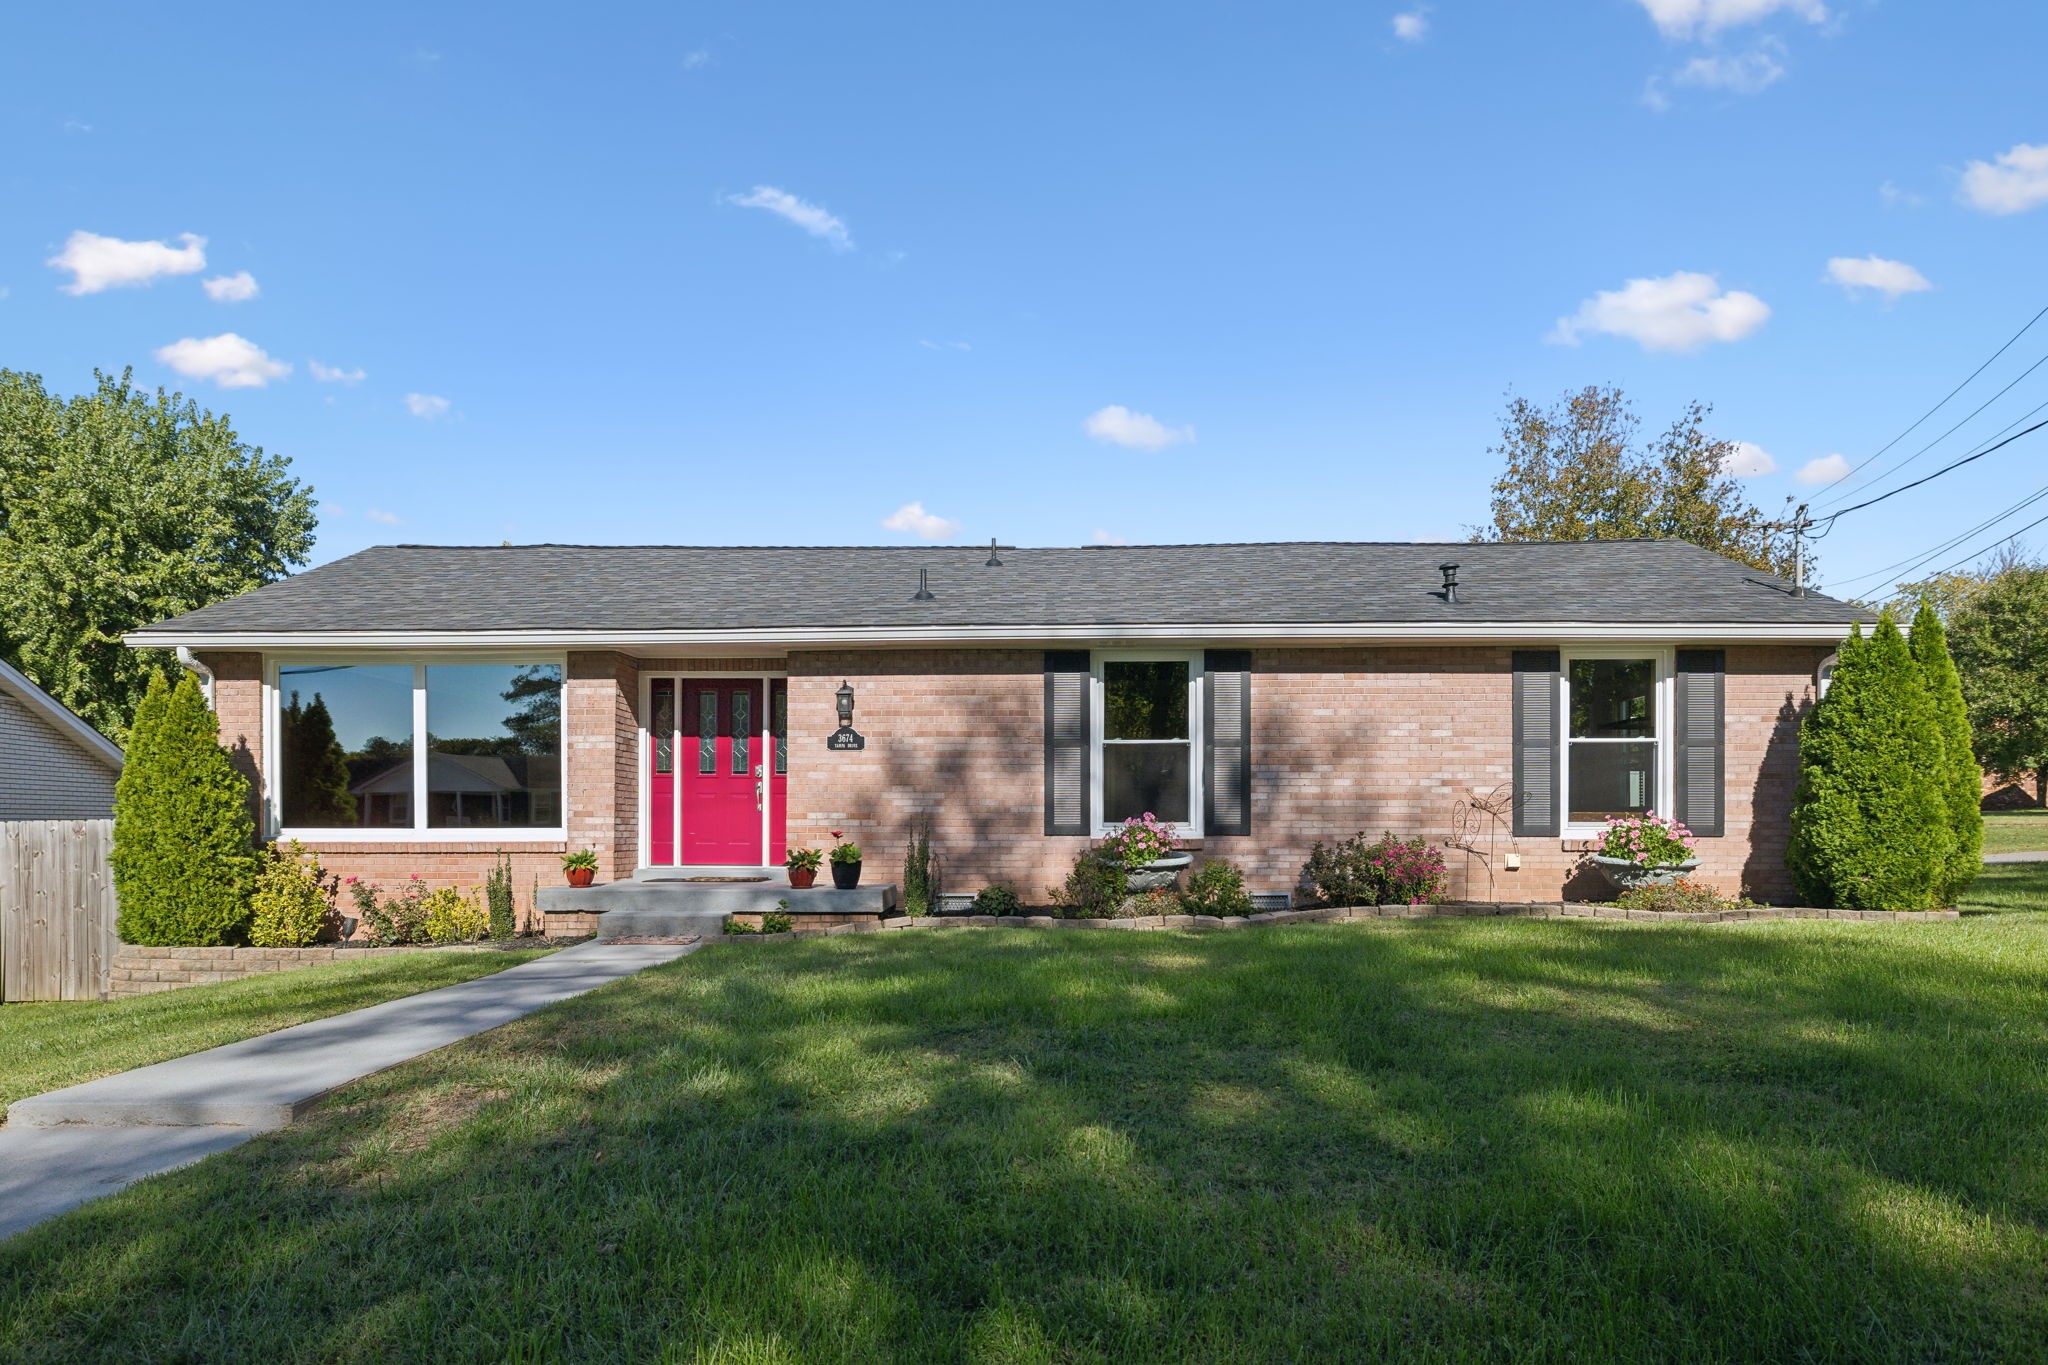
[0,820,118,1002]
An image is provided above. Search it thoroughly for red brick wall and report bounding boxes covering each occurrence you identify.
[783,644,1827,904]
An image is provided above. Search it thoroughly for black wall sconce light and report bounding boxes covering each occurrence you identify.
[836,680,856,729]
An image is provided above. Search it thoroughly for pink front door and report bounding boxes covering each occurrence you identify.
[647,678,785,867]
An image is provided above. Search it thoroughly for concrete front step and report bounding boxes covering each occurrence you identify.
[538,876,898,935]
[593,909,732,940]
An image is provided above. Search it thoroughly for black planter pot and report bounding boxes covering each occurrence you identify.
[830,859,862,890]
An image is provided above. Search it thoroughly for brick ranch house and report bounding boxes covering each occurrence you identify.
[126,540,1864,910]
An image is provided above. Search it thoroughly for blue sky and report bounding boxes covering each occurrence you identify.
[5,1,2044,598]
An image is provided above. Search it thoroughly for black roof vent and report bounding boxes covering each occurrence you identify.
[912,566,935,601]
[1438,562,1460,604]
[986,537,1005,568]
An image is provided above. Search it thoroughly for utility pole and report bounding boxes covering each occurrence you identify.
[1788,501,1813,597]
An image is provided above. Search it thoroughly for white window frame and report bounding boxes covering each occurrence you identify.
[266,652,569,843]
[1559,646,1673,837]
[1090,649,1205,838]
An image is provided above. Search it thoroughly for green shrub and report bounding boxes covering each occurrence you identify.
[901,821,940,916]
[1788,615,1949,909]
[970,884,1022,916]
[1613,878,1758,914]
[422,887,488,945]
[485,852,516,941]
[724,914,760,935]
[1298,832,1447,907]
[1181,858,1254,916]
[360,876,431,946]
[761,909,794,934]
[1050,849,1129,918]
[112,671,260,946]
[1912,599,1983,905]
[248,840,333,946]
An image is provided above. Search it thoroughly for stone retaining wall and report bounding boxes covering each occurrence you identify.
[719,902,1960,943]
[106,942,546,999]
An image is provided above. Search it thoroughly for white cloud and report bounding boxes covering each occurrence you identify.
[48,230,206,295]
[1796,453,1852,485]
[366,508,403,525]
[1090,529,1130,546]
[1547,271,1770,353]
[881,501,961,540]
[404,392,451,419]
[1825,254,1932,301]
[1959,141,2048,216]
[683,49,711,69]
[201,270,260,302]
[61,117,91,134]
[1084,404,1194,451]
[1392,10,1428,42]
[1879,180,1925,209]
[1672,46,1784,94]
[1634,0,1825,39]
[727,185,853,250]
[153,333,290,389]
[309,360,367,384]
[1722,441,1778,477]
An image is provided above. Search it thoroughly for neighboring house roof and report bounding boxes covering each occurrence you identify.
[0,659,123,771]
[351,752,560,796]
[127,540,1868,646]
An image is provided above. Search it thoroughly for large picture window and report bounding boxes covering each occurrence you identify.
[1096,655,1201,830]
[1564,655,1661,826]
[275,659,564,837]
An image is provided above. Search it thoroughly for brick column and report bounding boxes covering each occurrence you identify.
[566,651,639,879]
[199,650,266,833]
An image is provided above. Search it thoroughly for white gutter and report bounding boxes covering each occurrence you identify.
[125,619,1866,651]
[175,646,216,708]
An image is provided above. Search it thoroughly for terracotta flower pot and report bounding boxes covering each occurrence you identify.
[831,859,862,890]
[566,867,595,888]
[788,866,817,889]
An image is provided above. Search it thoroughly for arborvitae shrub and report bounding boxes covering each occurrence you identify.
[112,671,259,945]
[1912,599,1983,904]
[1787,615,1949,909]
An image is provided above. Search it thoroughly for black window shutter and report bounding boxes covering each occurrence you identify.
[1204,650,1252,836]
[1673,649,1726,837]
[1512,650,1561,838]
[1043,650,1091,835]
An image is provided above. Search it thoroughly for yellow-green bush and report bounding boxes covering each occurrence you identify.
[248,840,332,947]
[421,887,488,945]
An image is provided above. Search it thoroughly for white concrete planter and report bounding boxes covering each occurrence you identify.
[1591,854,1700,893]
[1125,853,1193,892]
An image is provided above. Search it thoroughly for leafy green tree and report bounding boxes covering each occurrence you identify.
[1473,385,1801,578]
[1911,599,1982,901]
[112,671,259,945]
[1787,615,1948,909]
[501,665,562,755]
[0,368,316,741]
[1944,559,2048,802]
[279,691,358,826]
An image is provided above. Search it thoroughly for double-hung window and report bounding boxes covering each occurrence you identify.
[273,659,565,839]
[1094,653,1203,834]
[1561,651,1668,829]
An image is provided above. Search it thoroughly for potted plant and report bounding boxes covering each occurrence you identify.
[1102,813,1192,892]
[561,847,599,888]
[828,831,863,889]
[785,846,823,889]
[1589,813,1700,893]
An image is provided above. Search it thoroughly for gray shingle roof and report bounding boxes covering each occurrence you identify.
[132,541,1865,638]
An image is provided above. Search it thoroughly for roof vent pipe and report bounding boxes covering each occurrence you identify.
[912,567,935,601]
[985,537,1004,568]
[1438,562,1460,604]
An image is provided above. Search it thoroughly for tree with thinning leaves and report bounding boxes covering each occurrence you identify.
[1474,385,1800,578]
[0,368,316,741]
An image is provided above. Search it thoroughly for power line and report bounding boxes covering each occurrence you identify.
[1816,417,2048,523]
[1830,482,2048,590]
[1813,346,2048,508]
[1808,301,2048,502]
[1915,508,2048,583]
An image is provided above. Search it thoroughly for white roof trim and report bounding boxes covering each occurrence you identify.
[0,659,124,769]
[126,620,1862,652]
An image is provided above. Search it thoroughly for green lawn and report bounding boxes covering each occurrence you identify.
[1983,809,2048,856]
[1,878,2044,1362]
[0,948,552,1117]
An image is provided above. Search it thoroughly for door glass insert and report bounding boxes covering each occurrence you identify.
[652,680,674,775]
[697,689,718,774]
[772,686,787,775]
[732,689,751,774]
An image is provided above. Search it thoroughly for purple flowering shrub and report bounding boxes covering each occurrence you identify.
[1299,831,1448,907]
[1596,813,1697,868]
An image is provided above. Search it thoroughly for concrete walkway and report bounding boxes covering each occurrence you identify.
[0,939,697,1242]
[1983,851,2048,864]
